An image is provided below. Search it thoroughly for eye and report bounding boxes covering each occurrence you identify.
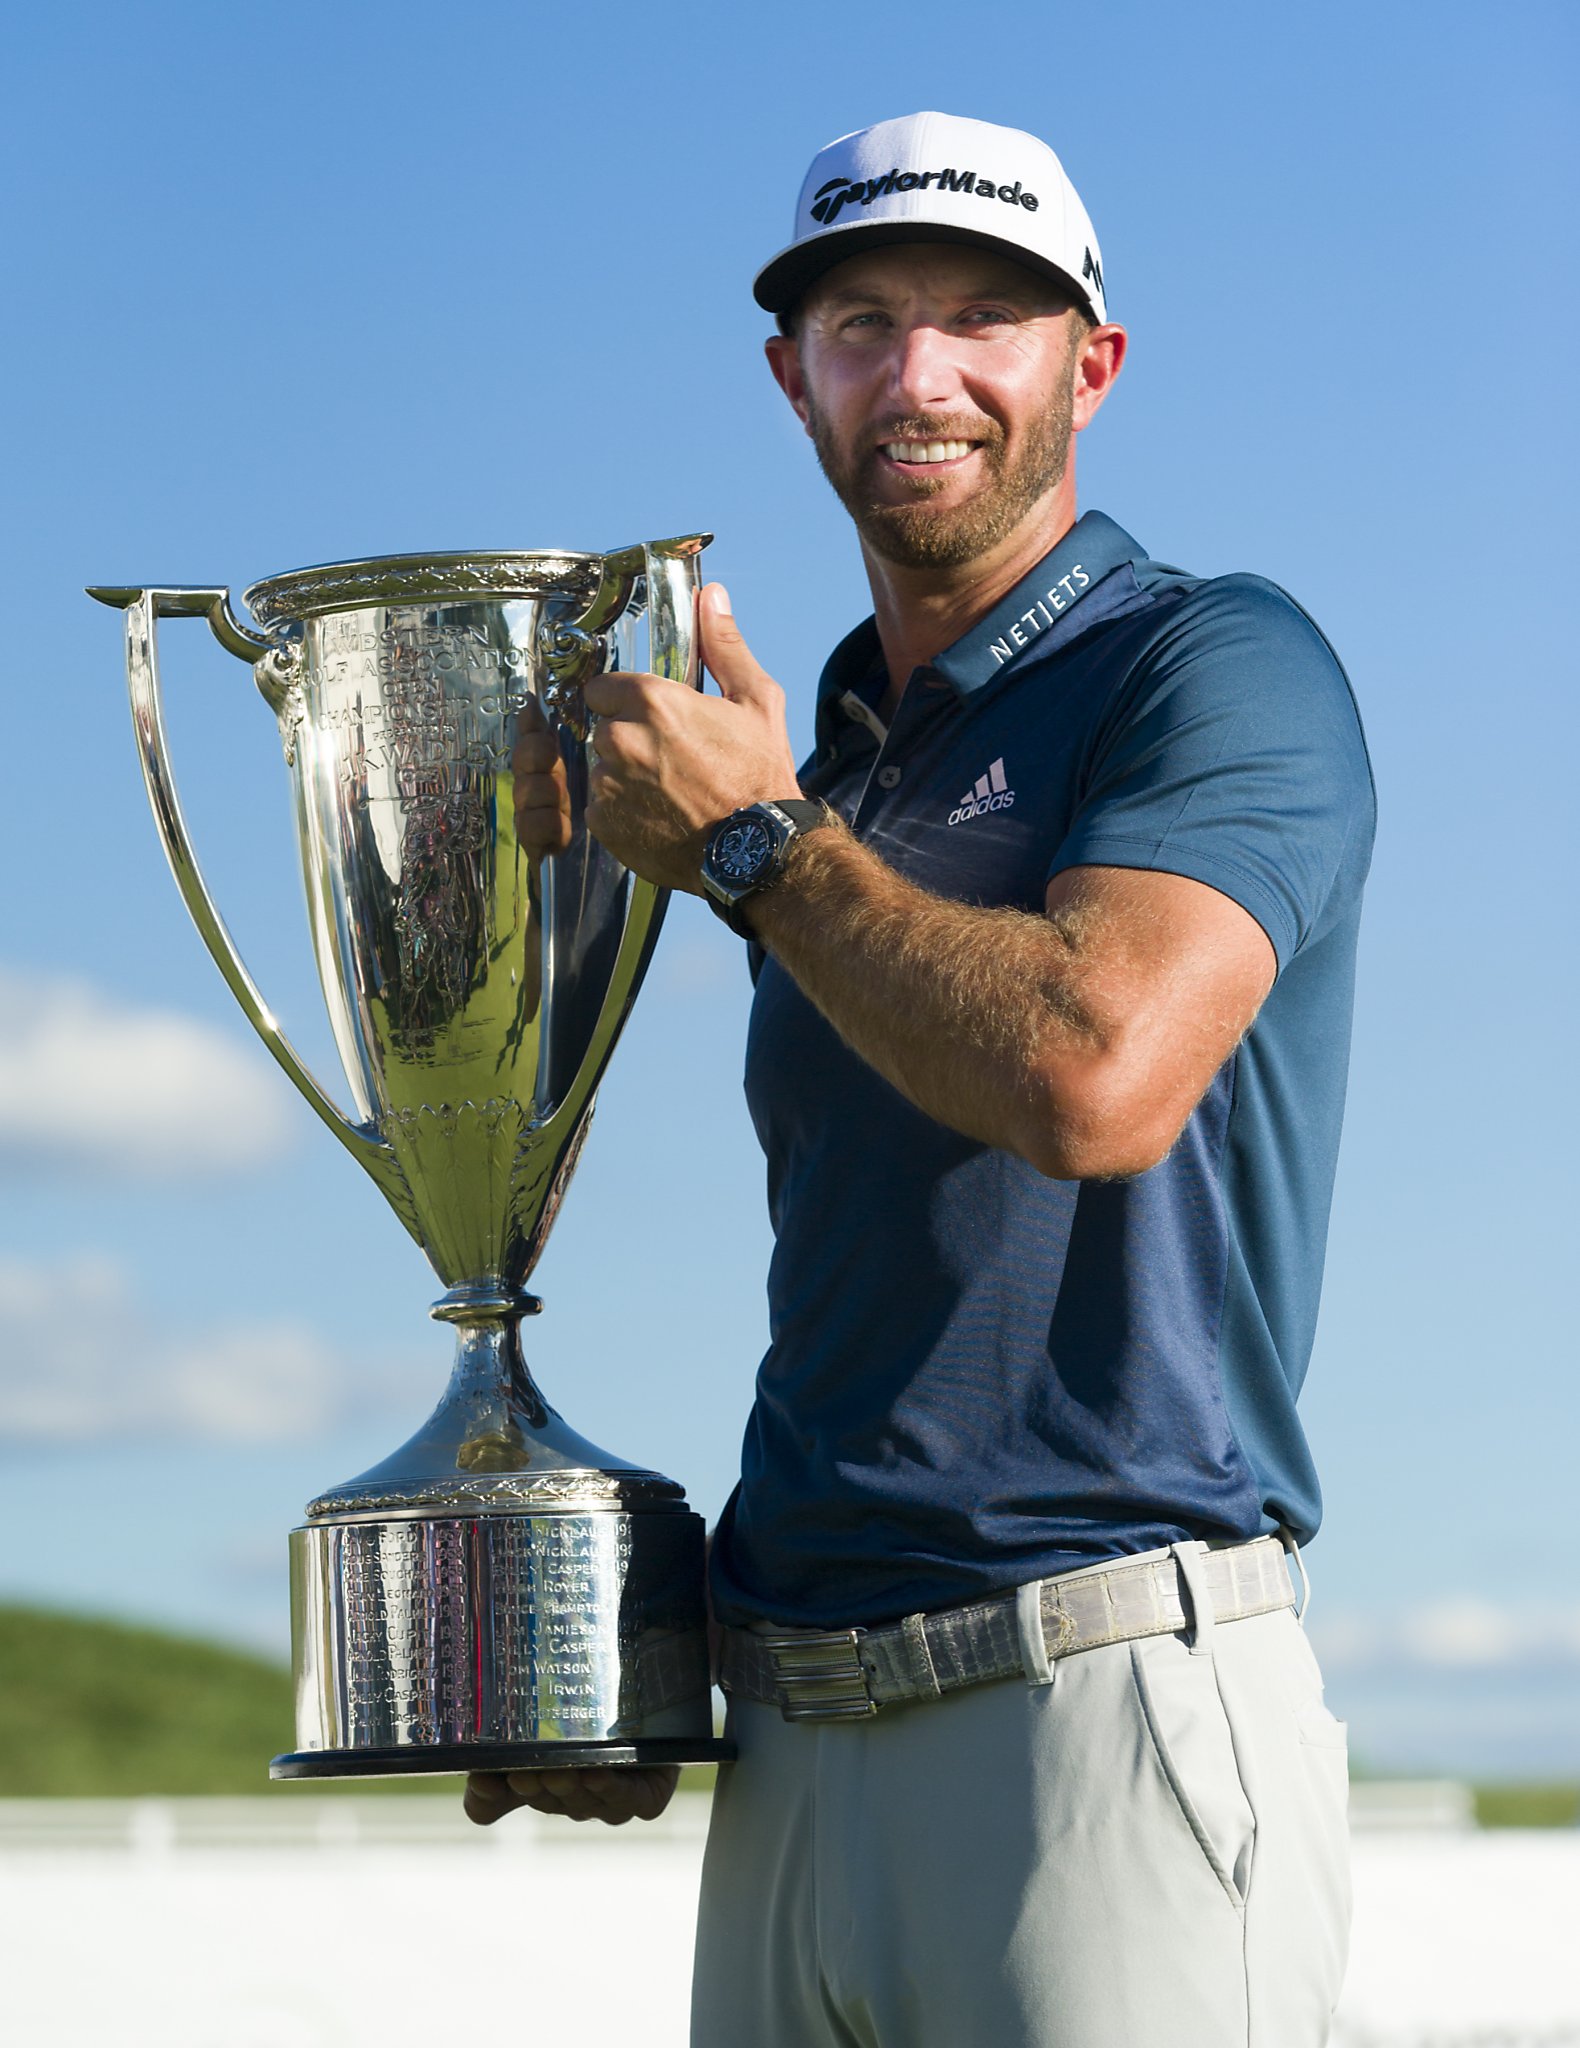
[960,307,1015,328]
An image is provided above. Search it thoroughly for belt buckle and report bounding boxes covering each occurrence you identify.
[759,1629,876,1722]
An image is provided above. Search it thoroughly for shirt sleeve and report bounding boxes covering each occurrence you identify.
[1048,575,1375,971]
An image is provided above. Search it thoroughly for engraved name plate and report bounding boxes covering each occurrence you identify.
[297,1511,707,1752]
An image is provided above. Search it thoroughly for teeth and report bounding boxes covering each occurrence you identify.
[884,439,972,464]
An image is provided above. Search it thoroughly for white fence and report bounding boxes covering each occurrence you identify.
[0,1790,710,1853]
[0,1779,1482,1854]
[0,1797,1574,2048]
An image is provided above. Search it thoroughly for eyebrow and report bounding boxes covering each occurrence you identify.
[814,274,1050,315]
[816,284,894,311]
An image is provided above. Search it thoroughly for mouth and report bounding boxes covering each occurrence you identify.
[879,438,978,468]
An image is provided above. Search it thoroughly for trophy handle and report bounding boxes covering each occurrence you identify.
[641,533,711,686]
[537,532,711,735]
[87,584,418,1229]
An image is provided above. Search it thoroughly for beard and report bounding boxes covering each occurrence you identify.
[807,378,1077,570]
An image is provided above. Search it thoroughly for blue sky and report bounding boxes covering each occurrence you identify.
[1,0,1575,1776]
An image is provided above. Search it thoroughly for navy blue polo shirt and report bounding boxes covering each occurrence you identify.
[709,511,1376,1630]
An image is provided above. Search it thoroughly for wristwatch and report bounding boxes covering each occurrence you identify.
[700,798,834,937]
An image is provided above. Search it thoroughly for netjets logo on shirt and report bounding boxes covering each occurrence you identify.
[948,759,1015,826]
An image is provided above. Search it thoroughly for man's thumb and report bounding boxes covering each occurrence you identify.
[700,584,774,703]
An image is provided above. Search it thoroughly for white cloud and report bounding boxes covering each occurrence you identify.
[0,966,295,1177]
[0,1253,357,1443]
[1400,1599,1534,1668]
[1311,1599,1580,1672]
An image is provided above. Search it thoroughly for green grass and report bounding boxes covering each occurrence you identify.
[1345,1755,1579,1827]
[1471,1781,1580,1829]
[0,1604,294,1796]
[0,1605,453,1797]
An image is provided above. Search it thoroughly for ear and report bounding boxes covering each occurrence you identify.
[1071,322,1128,434]
[765,333,814,433]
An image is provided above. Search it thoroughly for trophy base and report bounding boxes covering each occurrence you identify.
[286,1498,723,1774]
[270,1735,734,1780]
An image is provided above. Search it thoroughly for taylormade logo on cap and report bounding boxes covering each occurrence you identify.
[753,111,1107,324]
[810,166,1042,226]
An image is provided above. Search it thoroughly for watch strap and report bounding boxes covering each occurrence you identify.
[760,799,833,836]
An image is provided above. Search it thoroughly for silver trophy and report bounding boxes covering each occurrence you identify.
[90,539,730,1776]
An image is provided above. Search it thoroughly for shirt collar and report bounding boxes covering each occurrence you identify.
[814,511,1146,755]
[929,511,1145,696]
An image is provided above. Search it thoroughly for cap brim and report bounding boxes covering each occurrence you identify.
[753,218,1097,320]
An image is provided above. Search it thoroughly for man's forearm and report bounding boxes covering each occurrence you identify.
[553,588,1272,1177]
[744,823,1117,1178]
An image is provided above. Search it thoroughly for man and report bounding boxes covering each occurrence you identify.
[468,111,1372,2046]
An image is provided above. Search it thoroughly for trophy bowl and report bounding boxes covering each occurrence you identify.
[91,537,731,1776]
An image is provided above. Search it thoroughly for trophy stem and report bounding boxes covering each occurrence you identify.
[431,1289,551,1468]
[304,1286,686,1521]
[430,1282,544,1325]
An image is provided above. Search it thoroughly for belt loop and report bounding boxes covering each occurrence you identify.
[1171,1541,1216,1657]
[1278,1526,1312,1622]
[901,1612,943,1698]
[1016,1580,1055,1687]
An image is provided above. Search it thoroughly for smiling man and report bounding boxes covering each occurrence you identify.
[469,111,1374,2047]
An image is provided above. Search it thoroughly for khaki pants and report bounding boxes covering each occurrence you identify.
[691,1605,1350,2046]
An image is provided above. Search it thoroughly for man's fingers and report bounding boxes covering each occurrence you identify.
[517,813,574,858]
[508,1767,584,1800]
[468,1763,682,1827]
[515,808,573,857]
[582,1766,679,1823]
[465,1770,572,1821]
[513,771,565,809]
[511,735,560,777]
[617,1766,681,1821]
[463,1772,522,1825]
[511,1766,623,1823]
[511,704,571,836]
[584,672,669,722]
[512,749,573,857]
[699,583,779,707]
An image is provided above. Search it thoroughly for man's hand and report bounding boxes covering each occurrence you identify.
[578,583,804,890]
[463,1765,680,1828]
[511,584,801,885]
[511,696,575,859]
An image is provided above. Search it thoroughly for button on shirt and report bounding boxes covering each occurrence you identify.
[709,512,1377,1631]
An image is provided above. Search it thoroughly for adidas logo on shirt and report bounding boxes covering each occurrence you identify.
[948,758,1015,826]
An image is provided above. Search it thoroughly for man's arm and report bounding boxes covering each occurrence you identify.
[576,585,1274,1182]
[465,1764,678,1829]
[746,837,1273,1181]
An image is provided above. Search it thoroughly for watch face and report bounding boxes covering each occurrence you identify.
[712,816,776,886]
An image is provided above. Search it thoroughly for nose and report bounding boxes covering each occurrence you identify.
[886,320,965,412]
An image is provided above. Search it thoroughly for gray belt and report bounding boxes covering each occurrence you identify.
[719,1536,1296,1723]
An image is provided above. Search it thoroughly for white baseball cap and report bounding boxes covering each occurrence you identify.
[754,112,1107,323]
